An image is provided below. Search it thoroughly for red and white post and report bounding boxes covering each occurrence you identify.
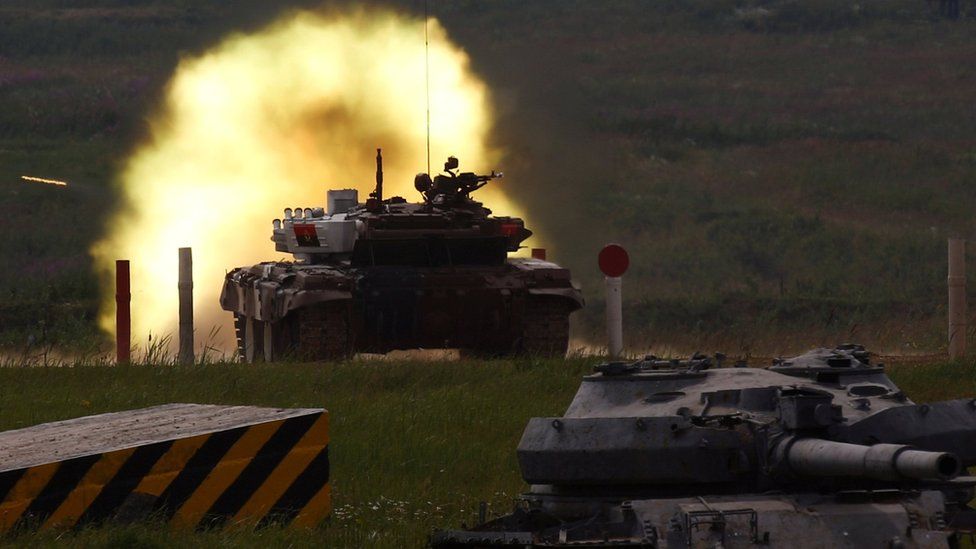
[115,259,130,365]
[598,244,630,359]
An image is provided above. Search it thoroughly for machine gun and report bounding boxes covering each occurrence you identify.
[414,156,503,205]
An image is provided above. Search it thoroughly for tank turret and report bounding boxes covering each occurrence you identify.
[219,150,582,362]
[268,151,528,264]
[432,345,976,548]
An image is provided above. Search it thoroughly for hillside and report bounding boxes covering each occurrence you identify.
[1,0,975,354]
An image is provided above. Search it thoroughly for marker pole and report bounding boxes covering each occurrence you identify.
[178,247,194,365]
[115,260,130,365]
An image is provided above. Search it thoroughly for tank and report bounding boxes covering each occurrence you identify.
[432,345,976,548]
[219,150,582,361]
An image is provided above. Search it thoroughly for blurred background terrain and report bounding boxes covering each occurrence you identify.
[2,0,976,356]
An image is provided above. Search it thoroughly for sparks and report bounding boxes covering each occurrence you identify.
[21,175,68,187]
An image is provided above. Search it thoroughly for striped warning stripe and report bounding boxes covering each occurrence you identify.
[0,410,329,532]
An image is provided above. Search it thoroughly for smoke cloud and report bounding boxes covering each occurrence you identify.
[91,7,522,353]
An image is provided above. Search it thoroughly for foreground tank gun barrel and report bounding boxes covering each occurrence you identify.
[775,437,961,481]
[433,344,976,548]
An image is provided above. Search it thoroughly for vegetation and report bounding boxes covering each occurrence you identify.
[3,1,975,354]
[0,357,590,547]
[2,4,974,547]
[0,355,972,547]
[456,0,976,353]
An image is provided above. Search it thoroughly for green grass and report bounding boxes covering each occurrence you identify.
[0,355,974,547]
[0,358,592,547]
[3,1,976,545]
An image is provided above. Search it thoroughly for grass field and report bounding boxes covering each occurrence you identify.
[0,0,976,548]
[3,2,976,547]
[0,355,974,547]
[0,357,591,547]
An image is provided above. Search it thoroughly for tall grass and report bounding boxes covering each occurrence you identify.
[0,358,592,547]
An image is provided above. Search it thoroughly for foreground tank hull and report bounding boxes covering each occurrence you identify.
[434,489,968,548]
[219,257,582,361]
[432,346,976,548]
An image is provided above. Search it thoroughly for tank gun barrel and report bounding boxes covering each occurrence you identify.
[776,437,961,481]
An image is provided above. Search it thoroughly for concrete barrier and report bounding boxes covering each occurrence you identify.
[0,404,330,531]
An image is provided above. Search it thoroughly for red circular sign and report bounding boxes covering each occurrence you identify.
[598,244,629,277]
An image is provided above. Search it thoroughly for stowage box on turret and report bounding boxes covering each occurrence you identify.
[432,345,976,548]
[220,151,582,361]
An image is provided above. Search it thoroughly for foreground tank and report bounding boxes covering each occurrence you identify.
[432,345,976,548]
[220,151,582,361]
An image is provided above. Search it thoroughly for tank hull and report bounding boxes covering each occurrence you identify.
[219,257,582,360]
[432,489,971,548]
[432,346,976,548]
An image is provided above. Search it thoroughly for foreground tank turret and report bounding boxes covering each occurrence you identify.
[220,151,582,361]
[432,345,976,548]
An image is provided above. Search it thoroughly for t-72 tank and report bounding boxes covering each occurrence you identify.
[220,151,582,361]
[432,345,976,548]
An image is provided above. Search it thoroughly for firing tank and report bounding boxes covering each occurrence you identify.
[432,345,976,548]
[219,151,582,361]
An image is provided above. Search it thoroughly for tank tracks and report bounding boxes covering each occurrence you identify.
[236,296,568,362]
[233,312,260,362]
[460,296,570,359]
[233,301,351,362]
[294,302,352,361]
[519,296,571,357]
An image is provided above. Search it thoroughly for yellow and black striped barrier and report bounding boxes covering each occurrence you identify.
[0,403,330,532]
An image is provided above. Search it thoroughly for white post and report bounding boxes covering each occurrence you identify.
[178,247,194,365]
[948,239,966,359]
[606,276,623,358]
